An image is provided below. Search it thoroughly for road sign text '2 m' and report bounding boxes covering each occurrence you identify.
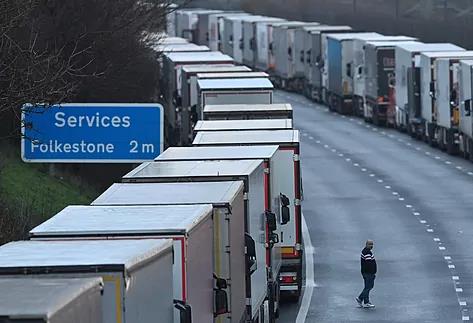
[21,103,163,163]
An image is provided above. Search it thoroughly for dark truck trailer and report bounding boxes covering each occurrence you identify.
[363,39,416,126]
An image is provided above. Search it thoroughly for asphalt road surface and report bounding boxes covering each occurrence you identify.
[275,90,473,322]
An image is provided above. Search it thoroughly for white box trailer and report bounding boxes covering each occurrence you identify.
[196,10,223,45]
[197,78,274,118]
[242,17,284,68]
[197,71,269,80]
[394,42,463,131]
[254,20,287,71]
[121,160,270,323]
[0,239,174,323]
[325,33,382,115]
[419,51,473,142]
[154,43,209,54]
[203,103,293,120]
[208,12,244,51]
[177,9,217,42]
[308,26,352,102]
[292,23,320,81]
[0,277,103,323]
[194,119,292,133]
[91,181,247,323]
[192,130,303,297]
[162,52,233,145]
[31,205,216,323]
[180,64,250,145]
[166,4,178,37]
[158,37,189,45]
[431,55,473,153]
[222,15,256,63]
[458,60,473,158]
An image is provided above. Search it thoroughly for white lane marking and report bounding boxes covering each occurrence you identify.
[420,220,427,224]
[445,256,452,260]
[349,118,354,121]
[406,204,412,208]
[468,172,473,176]
[346,158,351,162]
[399,197,405,201]
[369,174,375,177]
[427,229,434,232]
[392,192,399,195]
[434,238,441,242]
[377,179,383,183]
[338,153,344,157]
[302,133,308,137]
[435,156,441,159]
[457,288,464,293]
[416,147,421,150]
[331,149,337,153]
[309,136,314,140]
[462,316,469,321]
[316,140,321,144]
[445,161,452,165]
[460,301,467,306]
[413,212,420,216]
[361,168,367,172]
[324,144,329,148]
[449,265,456,269]
[439,246,446,250]
[296,213,315,323]
[353,163,359,167]
[425,151,431,155]
[457,166,463,170]
[453,276,460,280]
[406,143,412,146]
[385,185,391,189]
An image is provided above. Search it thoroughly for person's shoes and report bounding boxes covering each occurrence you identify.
[355,297,363,307]
[363,302,375,308]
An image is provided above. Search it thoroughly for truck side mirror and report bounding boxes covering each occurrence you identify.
[280,193,290,207]
[266,211,277,232]
[239,38,244,50]
[214,289,229,316]
[465,99,472,116]
[174,300,192,323]
[429,82,435,97]
[215,276,227,290]
[245,233,257,274]
[300,50,305,63]
[281,206,290,225]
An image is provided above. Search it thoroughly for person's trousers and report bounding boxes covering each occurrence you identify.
[358,273,375,304]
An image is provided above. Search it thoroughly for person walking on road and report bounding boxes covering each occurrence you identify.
[355,240,377,308]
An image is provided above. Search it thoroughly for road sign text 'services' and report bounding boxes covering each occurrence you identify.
[21,103,163,163]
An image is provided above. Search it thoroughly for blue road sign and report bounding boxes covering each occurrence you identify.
[21,103,163,163]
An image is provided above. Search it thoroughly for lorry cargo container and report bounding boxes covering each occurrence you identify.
[91,181,247,323]
[177,9,216,42]
[162,52,233,145]
[254,20,287,71]
[307,26,353,102]
[0,277,103,323]
[203,103,293,120]
[419,51,473,141]
[197,78,274,118]
[430,55,473,153]
[166,4,178,37]
[196,10,223,45]
[194,119,292,133]
[209,12,247,51]
[362,39,417,126]
[242,17,285,68]
[180,64,250,145]
[291,23,322,89]
[458,60,473,159]
[197,71,269,80]
[0,239,174,323]
[31,205,218,323]
[394,43,463,132]
[157,37,189,45]
[154,43,209,54]
[121,160,272,323]
[325,33,383,114]
[192,130,303,298]
[222,15,256,63]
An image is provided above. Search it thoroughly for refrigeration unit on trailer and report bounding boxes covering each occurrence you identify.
[0,239,174,323]
[91,181,247,323]
[458,60,473,159]
[194,119,292,134]
[197,78,274,118]
[430,55,473,153]
[254,19,287,71]
[196,10,223,45]
[307,26,353,102]
[161,51,233,145]
[325,33,382,114]
[192,130,303,298]
[0,278,103,323]
[180,64,250,145]
[121,160,274,323]
[394,42,464,131]
[208,12,245,51]
[242,16,285,68]
[31,205,218,323]
[362,39,417,126]
[222,15,256,63]
[203,103,293,120]
[419,51,473,141]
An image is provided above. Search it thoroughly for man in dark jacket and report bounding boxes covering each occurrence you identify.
[355,240,377,308]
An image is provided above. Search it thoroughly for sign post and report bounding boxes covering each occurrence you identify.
[21,103,164,163]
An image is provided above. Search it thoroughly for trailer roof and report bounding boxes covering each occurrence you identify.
[197,78,273,90]
[156,145,279,161]
[327,32,382,41]
[182,65,250,73]
[165,51,233,63]
[309,26,352,33]
[123,159,263,180]
[193,129,300,145]
[242,16,285,23]
[155,43,209,52]
[302,25,330,32]
[204,103,292,113]
[395,42,464,53]
[365,39,417,48]
[420,51,473,58]
[93,181,245,206]
[197,72,269,79]
[460,60,473,67]
[0,278,102,319]
[225,14,257,21]
[158,37,189,45]
[30,204,213,237]
[193,119,292,131]
[0,239,172,272]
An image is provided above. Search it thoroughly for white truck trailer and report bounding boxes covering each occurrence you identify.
[121,160,272,323]
[203,103,293,120]
[222,15,256,63]
[458,60,473,159]
[197,78,274,118]
[211,12,249,52]
[0,278,103,323]
[394,42,464,132]
[254,19,287,72]
[194,119,292,134]
[31,205,218,323]
[91,181,247,323]
[0,239,174,323]
[192,130,303,299]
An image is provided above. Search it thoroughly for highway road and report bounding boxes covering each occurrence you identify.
[275,90,473,322]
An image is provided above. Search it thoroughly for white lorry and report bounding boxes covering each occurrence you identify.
[458,60,473,159]
[194,119,292,133]
[203,103,293,120]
